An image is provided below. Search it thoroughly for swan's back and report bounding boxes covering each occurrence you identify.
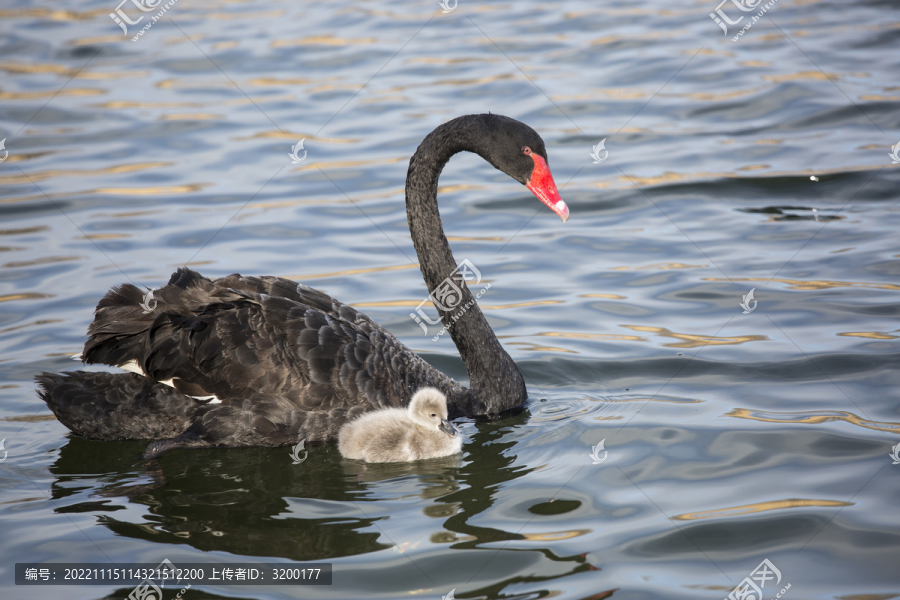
[39,268,468,456]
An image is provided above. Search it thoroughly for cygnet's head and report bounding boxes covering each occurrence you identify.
[408,387,458,437]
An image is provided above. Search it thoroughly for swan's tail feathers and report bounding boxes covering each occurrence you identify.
[82,268,212,368]
[36,372,198,441]
[82,282,157,367]
[166,267,210,290]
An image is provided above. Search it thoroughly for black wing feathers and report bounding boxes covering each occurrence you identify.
[41,268,465,455]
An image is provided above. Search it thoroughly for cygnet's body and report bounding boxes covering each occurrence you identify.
[338,388,462,463]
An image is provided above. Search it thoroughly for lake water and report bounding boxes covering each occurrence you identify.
[1,0,899,599]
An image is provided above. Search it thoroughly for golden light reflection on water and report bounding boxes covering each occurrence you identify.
[95,95,294,110]
[860,94,900,101]
[673,498,853,521]
[520,529,592,541]
[247,187,403,211]
[0,319,63,334]
[67,35,125,46]
[535,331,646,342]
[0,62,82,75]
[288,264,419,281]
[82,234,130,240]
[87,184,210,196]
[593,163,885,189]
[0,152,54,165]
[506,342,577,354]
[249,77,322,86]
[481,300,564,310]
[0,162,172,186]
[0,184,209,205]
[763,71,865,82]
[352,299,430,308]
[611,262,707,271]
[436,184,488,195]
[0,8,103,20]
[205,10,284,20]
[271,35,376,47]
[157,78,236,90]
[383,74,516,94]
[703,276,900,291]
[681,88,760,101]
[836,331,899,340]
[622,325,767,348]
[306,83,366,94]
[566,88,648,101]
[0,61,144,80]
[361,95,410,104]
[446,234,507,242]
[407,57,498,65]
[236,131,358,144]
[727,408,900,433]
[350,299,563,311]
[587,30,686,47]
[160,113,222,121]
[0,88,102,100]
[0,226,48,235]
[0,293,53,303]
[2,256,80,269]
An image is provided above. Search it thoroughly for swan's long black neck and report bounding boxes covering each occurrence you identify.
[405,116,527,415]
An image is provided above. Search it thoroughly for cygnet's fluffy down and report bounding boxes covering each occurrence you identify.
[338,387,462,462]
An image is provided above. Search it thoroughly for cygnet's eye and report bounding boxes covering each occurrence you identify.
[430,413,436,418]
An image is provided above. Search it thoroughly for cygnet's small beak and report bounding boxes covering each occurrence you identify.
[439,419,458,437]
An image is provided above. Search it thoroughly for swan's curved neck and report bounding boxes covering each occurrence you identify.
[405,117,527,415]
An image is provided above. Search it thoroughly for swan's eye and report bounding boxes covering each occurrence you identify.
[522,146,532,155]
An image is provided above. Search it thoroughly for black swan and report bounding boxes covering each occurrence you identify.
[36,114,568,458]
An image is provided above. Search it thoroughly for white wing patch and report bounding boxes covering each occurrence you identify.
[116,360,219,402]
[191,395,222,404]
[118,360,145,376]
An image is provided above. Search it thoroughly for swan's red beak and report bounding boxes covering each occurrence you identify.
[526,154,568,222]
